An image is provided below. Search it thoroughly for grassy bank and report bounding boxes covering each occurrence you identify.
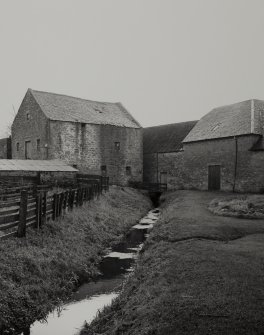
[82,190,264,335]
[0,186,151,334]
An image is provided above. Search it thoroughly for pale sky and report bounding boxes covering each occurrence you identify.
[1,0,264,137]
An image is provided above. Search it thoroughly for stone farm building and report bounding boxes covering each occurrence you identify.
[12,89,143,186]
[143,99,264,193]
[143,121,197,189]
[182,99,264,193]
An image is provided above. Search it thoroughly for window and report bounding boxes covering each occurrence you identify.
[160,172,168,185]
[114,142,120,151]
[26,113,30,120]
[126,166,131,176]
[101,165,107,175]
[37,139,40,152]
[16,142,19,151]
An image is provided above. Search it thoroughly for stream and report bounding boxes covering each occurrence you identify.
[24,208,160,335]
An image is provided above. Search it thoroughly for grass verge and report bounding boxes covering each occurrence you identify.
[81,190,264,335]
[0,186,151,334]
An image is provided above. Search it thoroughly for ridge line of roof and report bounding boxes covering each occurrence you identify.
[210,98,264,112]
[29,88,120,106]
[144,120,198,130]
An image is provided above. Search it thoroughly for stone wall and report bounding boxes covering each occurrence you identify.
[143,135,264,193]
[100,125,143,185]
[143,153,157,183]
[157,151,185,190]
[0,137,11,159]
[49,121,143,186]
[143,151,185,189]
[11,91,49,159]
[183,135,264,193]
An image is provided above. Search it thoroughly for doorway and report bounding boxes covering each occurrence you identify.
[208,165,221,191]
[25,141,32,159]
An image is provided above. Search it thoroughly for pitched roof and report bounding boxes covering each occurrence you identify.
[143,121,198,154]
[0,160,78,172]
[29,89,141,129]
[183,99,264,143]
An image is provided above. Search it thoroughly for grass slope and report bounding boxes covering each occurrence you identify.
[0,186,151,334]
[82,190,264,335]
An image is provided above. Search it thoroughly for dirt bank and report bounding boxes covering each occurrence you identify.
[0,186,151,334]
[82,190,264,335]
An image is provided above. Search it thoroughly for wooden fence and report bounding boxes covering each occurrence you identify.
[0,182,106,240]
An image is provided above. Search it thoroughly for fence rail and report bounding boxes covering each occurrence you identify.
[0,176,108,240]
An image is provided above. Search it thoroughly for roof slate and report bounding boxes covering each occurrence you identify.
[0,160,78,172]
[143,121,197,154]
[183,99,264,143]
[30,89,141,129]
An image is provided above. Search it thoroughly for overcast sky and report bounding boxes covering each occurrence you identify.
[1,0,264,137]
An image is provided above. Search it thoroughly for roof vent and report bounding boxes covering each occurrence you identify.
[94,106,103,113]
[212,124,220,131]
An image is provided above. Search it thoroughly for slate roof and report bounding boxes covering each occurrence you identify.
[29,89,141,129]
[0,160,78,172]
[183,99,264,143]
[143,121,198,154]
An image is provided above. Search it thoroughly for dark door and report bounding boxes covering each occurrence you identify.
[208,165,221,190]
[25,141,32,159]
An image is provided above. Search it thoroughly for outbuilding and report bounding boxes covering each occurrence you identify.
[182,99,264,192]
[12,89,143,186]
[0,159,78,186]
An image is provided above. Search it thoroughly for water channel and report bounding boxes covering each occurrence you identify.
[24,208,160,335]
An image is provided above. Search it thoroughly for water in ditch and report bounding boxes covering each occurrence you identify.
[24,208,160,335]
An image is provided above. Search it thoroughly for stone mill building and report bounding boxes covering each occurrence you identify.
[12,89,143,186]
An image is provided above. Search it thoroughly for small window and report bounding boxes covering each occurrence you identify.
[16,142,19,151]
[114,142,120,151]
[72,164,78,169]
[26,113,30,120]
[126,166,131,176]
[37,139,40,152]
[101,165,107,175]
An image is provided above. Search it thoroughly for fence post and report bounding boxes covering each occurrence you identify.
[56,193,60,219]
[69,190,73,211]
[81,188,84,206]
[42,192,47,225]
[64,190,69,213]
[52,193,57,221]
[17,190,28,238]
[59,192,64,217]
[35,193,40,229]
[39,192,43,228]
